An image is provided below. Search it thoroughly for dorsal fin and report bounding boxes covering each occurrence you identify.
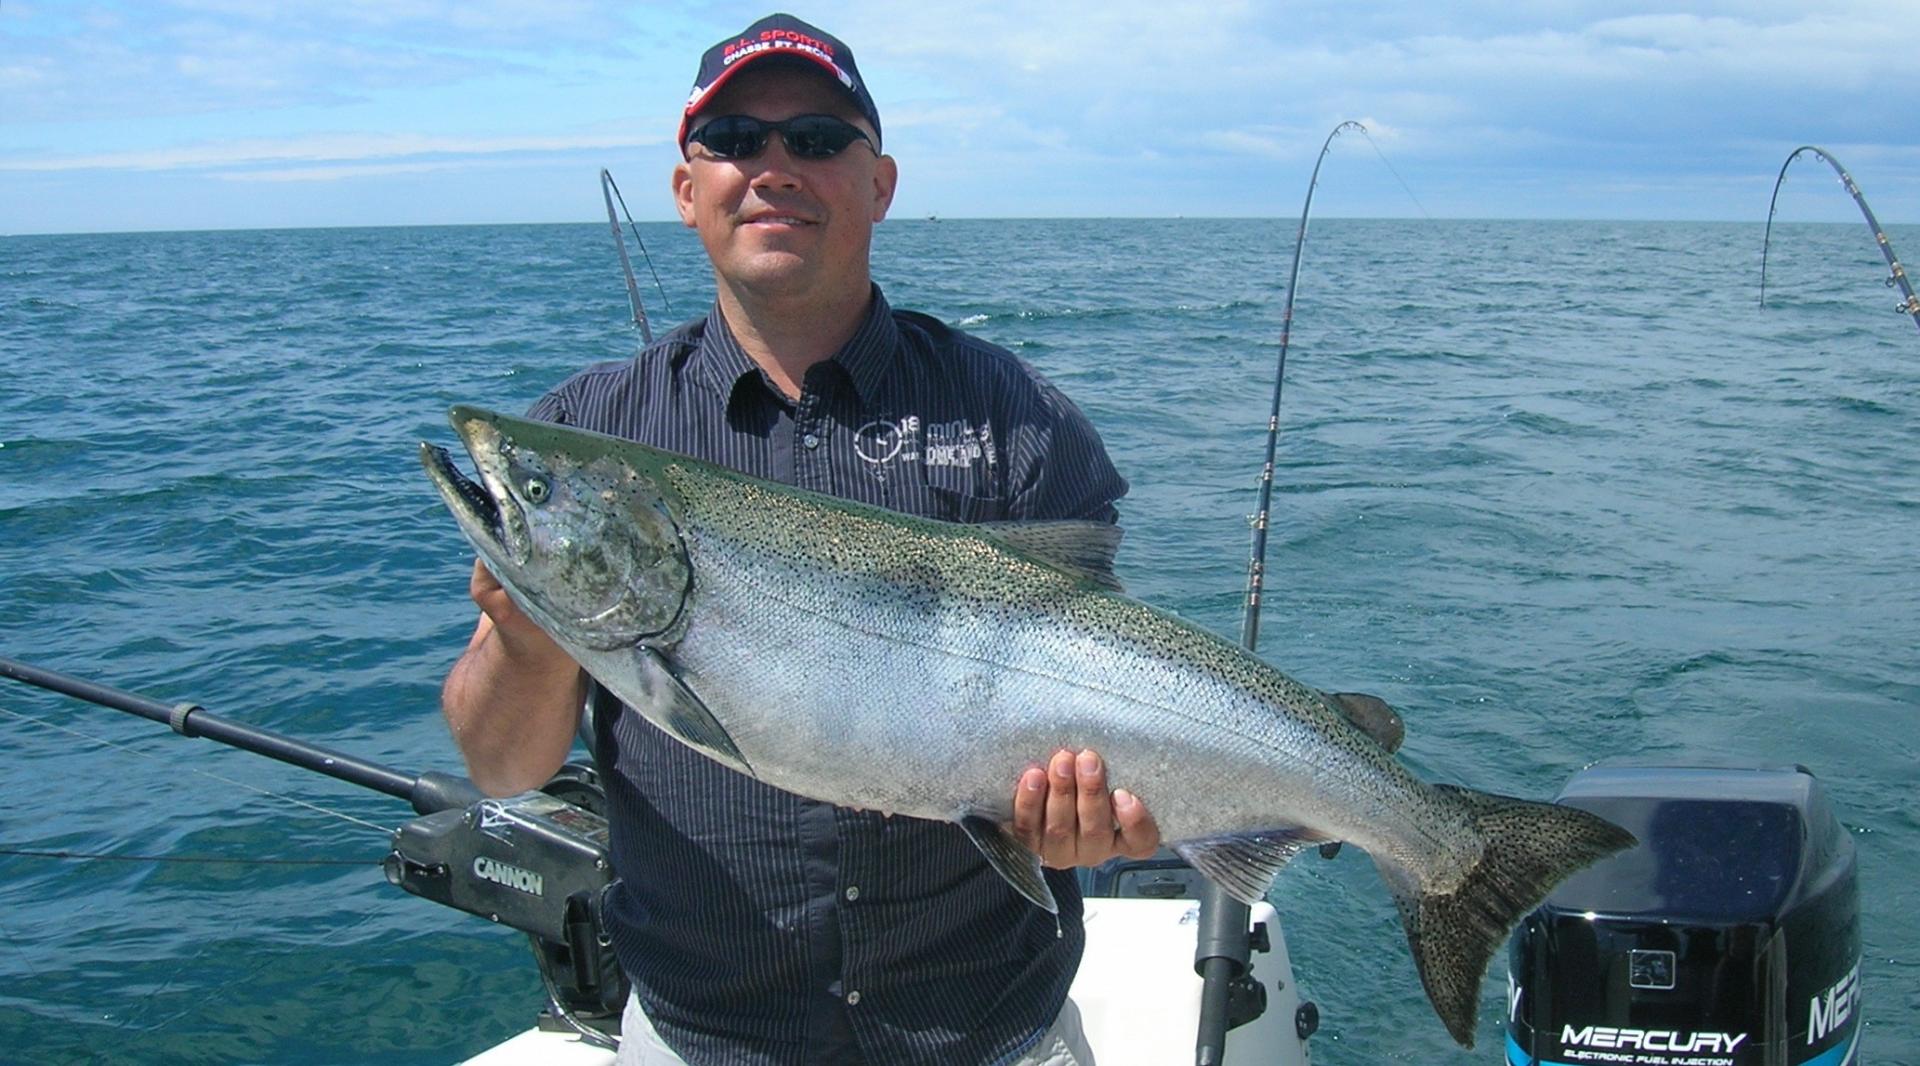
[1319,690,1405,754]
[978,520,1125,592]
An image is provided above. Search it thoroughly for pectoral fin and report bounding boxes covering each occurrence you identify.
[958,814,1058,913]
[633,648,752,775]
[1175,827,1331,906]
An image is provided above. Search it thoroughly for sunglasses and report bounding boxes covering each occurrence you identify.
[685,114,874,161]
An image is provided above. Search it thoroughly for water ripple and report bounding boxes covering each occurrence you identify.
[3,219,1916,1063]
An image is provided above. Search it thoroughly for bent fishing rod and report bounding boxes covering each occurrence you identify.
[600,168,674,345]
[1760,145,1920,334]
[0,653,628,1046]
[1191,119,1369,1066]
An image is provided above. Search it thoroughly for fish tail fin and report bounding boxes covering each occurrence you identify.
[1374,786,1635,1048]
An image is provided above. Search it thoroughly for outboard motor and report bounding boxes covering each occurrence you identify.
[1506,763,1860,1066]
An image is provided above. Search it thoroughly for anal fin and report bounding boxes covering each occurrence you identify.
[958,814,1058,914]
[1175,827,1331,905]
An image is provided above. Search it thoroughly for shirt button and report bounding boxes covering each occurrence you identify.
[846,990,861,1006]
[803,432,821,449]
[844,886,860,902]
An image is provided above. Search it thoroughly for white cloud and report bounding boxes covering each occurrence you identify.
[0,131,665,174]
[1196,130,1296,160]
[216,160,459,182]
[5,1,1916,226]
[0,0,651,122]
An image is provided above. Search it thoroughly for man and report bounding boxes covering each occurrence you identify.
[442,14,1157,1065]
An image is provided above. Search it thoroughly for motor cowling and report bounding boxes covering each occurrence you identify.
[1506,764,1859,1066]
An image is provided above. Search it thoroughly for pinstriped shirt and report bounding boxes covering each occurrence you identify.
[525,288,1128,1066]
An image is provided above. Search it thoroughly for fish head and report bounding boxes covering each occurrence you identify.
[421,405,691,650]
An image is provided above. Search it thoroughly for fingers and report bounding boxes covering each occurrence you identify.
[1006,749,1162,869]
[1112,788,1162,860]
[1011,766,1047,852]
[1043,750,1078,864]
[1074,750,1115,852]
[469,559,509,611]
[468,559,573,662]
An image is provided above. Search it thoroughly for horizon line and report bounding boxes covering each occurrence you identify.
[3,214,1900,239]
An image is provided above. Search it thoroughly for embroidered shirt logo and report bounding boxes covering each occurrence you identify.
[855,416,997,474]
[854,415,917,466]
[924,418,995,468]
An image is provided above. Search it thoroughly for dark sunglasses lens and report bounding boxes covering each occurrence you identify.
[691,115,867,160]
[695,117,769,159]
[781,116,864,159]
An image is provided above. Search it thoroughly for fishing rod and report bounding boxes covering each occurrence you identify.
[1193,119,1369,1066]
[0,654,628,1046]
[1240,119,1364,651]
[600,168,674,344]
[1759,145,1920,334]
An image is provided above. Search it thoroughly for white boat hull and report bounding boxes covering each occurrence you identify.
[462,898,1309,1066]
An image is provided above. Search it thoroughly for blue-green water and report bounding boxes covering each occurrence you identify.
[2,218,1915,1064]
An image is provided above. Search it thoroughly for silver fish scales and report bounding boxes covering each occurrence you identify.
[423,404,1633,1047]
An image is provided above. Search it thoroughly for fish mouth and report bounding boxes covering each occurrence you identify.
[421,441,502,542]
[420,406,525,564]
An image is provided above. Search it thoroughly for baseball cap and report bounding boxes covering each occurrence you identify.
[678,13,882,151]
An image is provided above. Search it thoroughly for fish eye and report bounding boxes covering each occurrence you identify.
[524,476,551,504]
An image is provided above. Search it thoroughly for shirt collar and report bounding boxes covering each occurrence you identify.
[687,286,899,408]
[834,286,898,407]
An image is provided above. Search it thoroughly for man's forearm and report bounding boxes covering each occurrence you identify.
[442,614,587,796]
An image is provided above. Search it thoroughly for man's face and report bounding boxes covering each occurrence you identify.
[673,62,897,303]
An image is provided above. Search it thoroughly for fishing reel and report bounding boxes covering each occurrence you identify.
[384,763,627,1038]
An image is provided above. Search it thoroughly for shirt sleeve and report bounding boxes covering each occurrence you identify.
[525,383,573,425]
[1005,381,1129,524]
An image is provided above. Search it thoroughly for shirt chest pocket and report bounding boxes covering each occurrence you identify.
[922,462,1006,524]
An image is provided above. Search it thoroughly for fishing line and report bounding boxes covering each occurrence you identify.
[0,848,374,867]
[0,703,397,838]
[531,933,620,1051]
[600,168,674,342]
[0,916,46,987]
[118,907,395,1034]
[115,932,224,1032]
[1759,144,1920,334]
[1353,126,1432,220]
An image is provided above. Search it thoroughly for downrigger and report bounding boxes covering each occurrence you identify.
[0,656,627,1049]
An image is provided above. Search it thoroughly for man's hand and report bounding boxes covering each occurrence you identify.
[466,559,581,666]
[1010,749,1160,868]
[442,559,586,796]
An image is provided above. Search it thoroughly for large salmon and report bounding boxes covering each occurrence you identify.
[421,404,1632,1046]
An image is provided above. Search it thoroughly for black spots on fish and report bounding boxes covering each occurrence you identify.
[1383,788,1637,1047]
[661,454,1362,756]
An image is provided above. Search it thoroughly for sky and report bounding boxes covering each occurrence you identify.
[2,0,1917,234]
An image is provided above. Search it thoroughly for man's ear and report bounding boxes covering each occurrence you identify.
[672,160,698,229]
[870,154,898,223]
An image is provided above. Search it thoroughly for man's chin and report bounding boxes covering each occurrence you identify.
[725,251,824,293]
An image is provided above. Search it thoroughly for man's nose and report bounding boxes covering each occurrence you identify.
[746,138,804,190]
